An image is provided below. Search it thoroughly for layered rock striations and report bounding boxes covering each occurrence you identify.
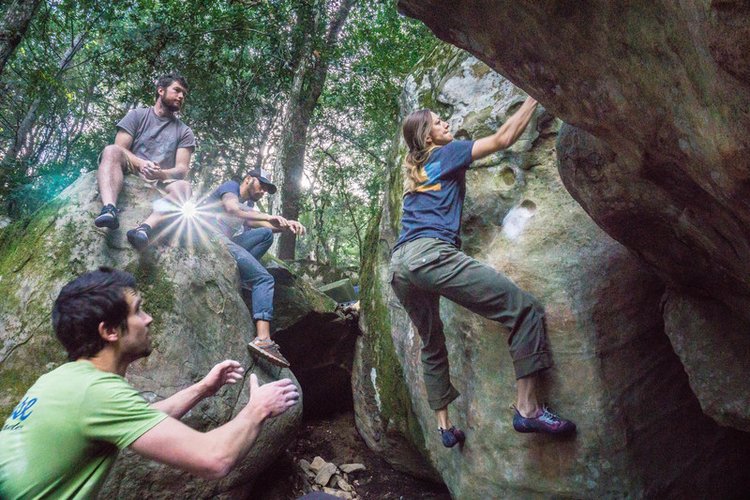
[0,173,345,498]
[397,0,750,434]
[355,44,750,497]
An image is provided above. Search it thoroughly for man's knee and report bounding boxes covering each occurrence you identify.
[421,345,448,367]
[525,294,545,318]
[515,294,546,334]
[256,268,274,286]
[257,227,273,242]
[99,144,127,167]
[167,180,191,197]
[242,270,274,294]
[237,258,274,283]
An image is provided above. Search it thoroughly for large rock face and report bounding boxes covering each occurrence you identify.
[397,0,750,434]
[355,44,750,497]
[0,173,341,498]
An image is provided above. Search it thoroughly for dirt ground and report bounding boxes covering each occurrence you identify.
[253,411,451,500]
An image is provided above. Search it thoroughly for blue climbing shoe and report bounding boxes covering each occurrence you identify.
[439,426,466,448]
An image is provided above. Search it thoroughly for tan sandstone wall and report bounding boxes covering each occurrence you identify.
[355,44,750,498]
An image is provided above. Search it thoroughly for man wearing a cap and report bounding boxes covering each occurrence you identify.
[204,170,304,368]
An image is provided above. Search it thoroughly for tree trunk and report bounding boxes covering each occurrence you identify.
[2,31,86,169]
[276,0,356,261]
[0,0,42,78]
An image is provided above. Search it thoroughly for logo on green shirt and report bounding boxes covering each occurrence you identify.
[2,396,36,431]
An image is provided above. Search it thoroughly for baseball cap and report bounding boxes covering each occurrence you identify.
[249,169,277,194]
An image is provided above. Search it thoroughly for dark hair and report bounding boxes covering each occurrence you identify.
[52,267,137,361]
[155,73,189,99]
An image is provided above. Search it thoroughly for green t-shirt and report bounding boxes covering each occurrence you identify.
[0,361,168,499]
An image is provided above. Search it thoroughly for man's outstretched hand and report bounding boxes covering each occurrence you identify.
[248,373,299,419]
[267,215,290,229]
[200,360,245,397]
[286,220,306,236]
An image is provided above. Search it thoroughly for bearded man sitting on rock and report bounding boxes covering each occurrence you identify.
[0,267,299,499]
[94,73,196,251]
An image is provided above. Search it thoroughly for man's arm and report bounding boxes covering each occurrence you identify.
[471,96,538,160]
[114,130,144,172]
[221,192,290,228]
[154,147,192,181]
[245,218,306,235]
[113,129,167,178]
[131,373,298,479]
[150,360,244,419]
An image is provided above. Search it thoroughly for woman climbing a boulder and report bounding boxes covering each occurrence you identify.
[389,96,576,448]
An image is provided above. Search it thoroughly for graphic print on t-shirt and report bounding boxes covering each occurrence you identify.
[415,161,443,192]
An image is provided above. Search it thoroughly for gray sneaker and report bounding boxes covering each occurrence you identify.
[248,338,290,368]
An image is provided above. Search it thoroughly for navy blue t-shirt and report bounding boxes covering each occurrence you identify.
[204,180,255,237]
[394,140,474,250]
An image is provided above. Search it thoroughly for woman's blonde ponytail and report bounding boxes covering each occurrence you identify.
[402,109,435,194]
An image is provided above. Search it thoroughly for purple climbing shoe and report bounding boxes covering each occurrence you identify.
[513,405,576,435]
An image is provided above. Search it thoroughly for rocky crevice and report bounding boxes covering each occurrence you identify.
[273,309,359,419]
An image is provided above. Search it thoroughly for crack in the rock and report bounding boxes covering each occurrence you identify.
[0,317,47,365]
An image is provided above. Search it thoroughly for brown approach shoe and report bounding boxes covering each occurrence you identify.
[248,338,290,368]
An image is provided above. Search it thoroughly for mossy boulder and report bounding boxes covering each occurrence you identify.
[353,208,439,481]
[355,44,750,497]
[0,172,340,498]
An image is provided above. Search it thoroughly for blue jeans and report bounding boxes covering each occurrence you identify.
[224,228,275,322]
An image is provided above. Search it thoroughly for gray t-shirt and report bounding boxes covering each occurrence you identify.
[116,107,196,170]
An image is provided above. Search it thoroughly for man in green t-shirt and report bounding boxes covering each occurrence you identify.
[0,268,299,499]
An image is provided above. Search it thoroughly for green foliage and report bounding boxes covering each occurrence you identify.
[0,0,436,269]
[298,0,435,266]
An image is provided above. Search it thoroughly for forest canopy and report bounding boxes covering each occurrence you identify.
[0,0,437,267]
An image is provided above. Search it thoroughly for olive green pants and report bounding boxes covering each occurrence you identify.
[390,237,552,410]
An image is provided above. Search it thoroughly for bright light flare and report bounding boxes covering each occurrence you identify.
[180,200,198,219]
[150,196,224,253]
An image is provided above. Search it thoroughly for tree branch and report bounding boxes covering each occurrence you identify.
[320,122,387,167]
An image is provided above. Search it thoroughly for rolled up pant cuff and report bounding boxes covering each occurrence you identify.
[513,351,553,379]
[427,385,460,410]
[253,313,273,322]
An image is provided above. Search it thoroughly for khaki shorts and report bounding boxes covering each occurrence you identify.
[98,151,178,195]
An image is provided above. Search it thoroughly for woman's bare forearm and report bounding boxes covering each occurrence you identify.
[471,96,538,160]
